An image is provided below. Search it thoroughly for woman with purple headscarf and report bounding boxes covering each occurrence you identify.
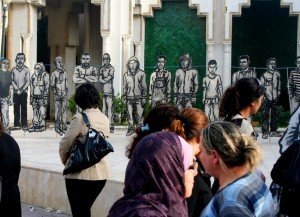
[108,131,196,217]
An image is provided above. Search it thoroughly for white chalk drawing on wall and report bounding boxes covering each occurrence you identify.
[123,56,147,136]
[149,55,171,108]
[203,59,223,122]
[260,57,282,139]
[174,53,198,110]
[11,53,30,131]
[0,59,13,135]
[99,53,115,133]
[288,56,300,113]
[29,63,49,132]
[232,55,256,85]
[51,56,68,136]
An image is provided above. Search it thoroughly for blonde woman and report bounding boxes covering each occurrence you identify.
[199,122,275,217]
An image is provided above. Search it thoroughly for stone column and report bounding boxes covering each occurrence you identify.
[134,41,143,69]
[101,31,110,54]
[223,41,232,88]
[206,41,215,71]
[122,34,132,74]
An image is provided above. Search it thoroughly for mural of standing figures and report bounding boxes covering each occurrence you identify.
[0,59,13,134]
[11,53,30,131]
[73,53,98,88]
[99,53,115,133]
[123,56,147,136]
[232,55,256,84]
[50,56,68,135]
[261,58,281,139]
[203,60,223,122]
[29,63,49,132]
[174,53,198,110]
[149,55,171,107]
[288,56,300,113]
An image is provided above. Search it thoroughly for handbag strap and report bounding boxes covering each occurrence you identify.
[81,112,92,129]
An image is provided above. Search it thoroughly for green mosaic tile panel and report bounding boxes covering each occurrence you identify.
[145,0,206,109]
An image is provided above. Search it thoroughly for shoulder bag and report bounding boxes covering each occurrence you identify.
[63,112,114,175]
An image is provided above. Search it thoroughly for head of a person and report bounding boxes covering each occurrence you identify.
[199,121,262,178]
[103,53,111,66]
[156,55,166,71]
[170,107,209,155]
[15,53,26,67]
[34,63,45,74]
[127,56,140,74]
[122,131,192,214]
[1,58,9,71]
[238,55,250,70]
[296,56,300,69]
[219,77,264,121]
[74,82,99,110]
[266,57,276,71]
[80,53,91,67]
[208,59,217,75]
[54,56,65,71]
[125,103,180,158]
[179,53,191,70]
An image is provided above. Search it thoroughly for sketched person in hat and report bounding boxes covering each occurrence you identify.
[174,53,198,110]
[123,56,147,136]
[29,63,49,132]
[51,56,68,135]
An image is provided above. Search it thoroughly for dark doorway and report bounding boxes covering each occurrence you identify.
[232,0,298,111]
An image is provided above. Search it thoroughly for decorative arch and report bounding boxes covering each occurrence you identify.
[281,0,300,15]
[141,0,162,17]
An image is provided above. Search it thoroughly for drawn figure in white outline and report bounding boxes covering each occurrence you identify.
[51,56,68,135]
[29,63,49,132]
[123,56,147,136]
[232,55,256,85]
[99,53,115,133]
[0,59,13,134]
[203,59,223,122]
[174,53,198,110]
[149,55,171,107]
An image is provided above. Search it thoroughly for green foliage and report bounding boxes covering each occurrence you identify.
[114,93,127,124]
[67,94,77,115]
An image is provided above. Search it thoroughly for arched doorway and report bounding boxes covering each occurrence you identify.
[232,0,298,111]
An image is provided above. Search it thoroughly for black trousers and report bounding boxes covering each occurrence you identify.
[13,92,28,127]
[65,179,106,217]
[261,99,278,134]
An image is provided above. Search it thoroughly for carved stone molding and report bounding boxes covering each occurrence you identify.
[281,0,300,15]
[141,0,162,17]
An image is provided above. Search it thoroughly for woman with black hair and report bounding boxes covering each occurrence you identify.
[59,82,110,217]
[0,112,21,217]
[219,77,264,140]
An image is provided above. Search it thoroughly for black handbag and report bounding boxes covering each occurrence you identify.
[63,112,114,175]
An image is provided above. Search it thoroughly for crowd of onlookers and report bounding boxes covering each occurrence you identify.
[1,78,299,217]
